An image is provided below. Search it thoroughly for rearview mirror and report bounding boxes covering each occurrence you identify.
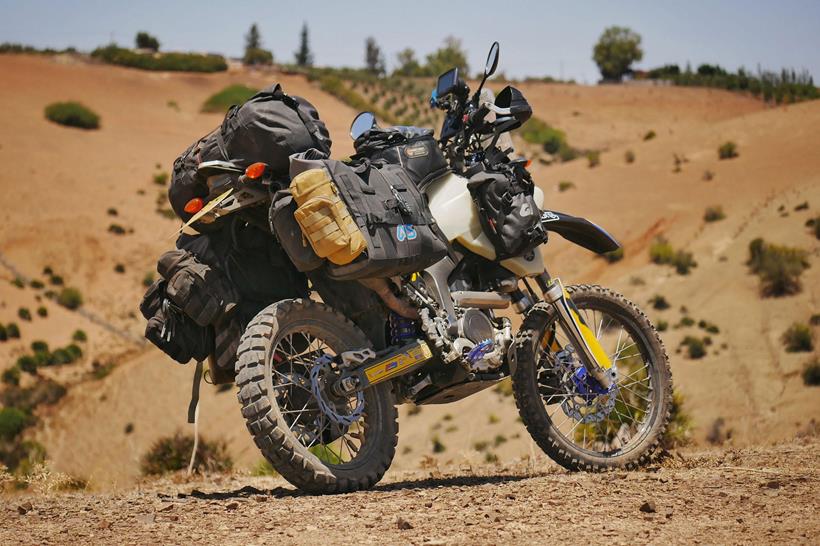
[350,111,376,140]
[484,42,499,77]
[436,68,459,97]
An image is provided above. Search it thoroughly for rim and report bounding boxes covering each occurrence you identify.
[264,328,368,467]
[535,302,658,458]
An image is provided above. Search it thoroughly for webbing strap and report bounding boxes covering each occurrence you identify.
[187,359,204,424]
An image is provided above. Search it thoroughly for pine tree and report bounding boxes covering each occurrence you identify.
[294,22,313,67]
[245,24,261,51]
[365,37,385,76]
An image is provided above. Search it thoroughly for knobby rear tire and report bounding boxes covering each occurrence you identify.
[235,298,398,494]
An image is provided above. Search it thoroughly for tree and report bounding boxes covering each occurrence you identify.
[243,23,273,66]
[294,22,313,67]
[135,31,160,52]
[425,36,469,78]
[364,37,385,76]
[592,26,643,82]
[394,47,422,77]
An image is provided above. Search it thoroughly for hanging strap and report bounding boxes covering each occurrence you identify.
[187,359,204,424]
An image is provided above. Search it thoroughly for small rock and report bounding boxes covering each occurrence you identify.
[136,513,156,524]
[96,520,112,530]
[158,503,174,512]
[764,480,781,489]
[397,517,413,530]
[17,502,33,515]
[168,515,179,522]
[225,501,240,511]
[424,501,433,508]
[639,500,657,513]
[254,495,268,503]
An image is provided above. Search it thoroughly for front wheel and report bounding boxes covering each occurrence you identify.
[235,298,398,493]
[512,284,672,471]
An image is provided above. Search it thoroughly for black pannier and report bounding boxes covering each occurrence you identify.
[353,126,449,189]
[284,153,449,280]
[469,168,546,259]
[169,83,332,227]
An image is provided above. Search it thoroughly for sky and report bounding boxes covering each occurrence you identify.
[1,0,819,84]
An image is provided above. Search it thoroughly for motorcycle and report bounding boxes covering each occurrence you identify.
[189,42,671,494]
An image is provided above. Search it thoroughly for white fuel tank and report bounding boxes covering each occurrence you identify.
[424,172,545,278]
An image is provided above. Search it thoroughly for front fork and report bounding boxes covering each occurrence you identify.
[534,273,615,389]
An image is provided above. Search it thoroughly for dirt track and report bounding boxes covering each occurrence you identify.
[2,439,817,545]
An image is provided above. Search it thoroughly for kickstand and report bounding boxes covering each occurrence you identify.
[187,360,204,476]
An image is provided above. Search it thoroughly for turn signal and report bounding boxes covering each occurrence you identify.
[245,162,267,179]
[184,197,204,214]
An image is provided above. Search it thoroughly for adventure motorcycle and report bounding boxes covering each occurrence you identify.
[189,43,671,493]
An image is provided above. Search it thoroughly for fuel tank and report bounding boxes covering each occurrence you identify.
[424,172,544,277]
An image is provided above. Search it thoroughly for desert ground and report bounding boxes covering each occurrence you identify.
[0,53,818,539]
[2,439,817,544]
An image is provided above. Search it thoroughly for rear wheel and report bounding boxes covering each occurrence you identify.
[512,284,672,471]
[236,298,398,493]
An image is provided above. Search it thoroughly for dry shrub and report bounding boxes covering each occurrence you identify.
[141,432,232,475]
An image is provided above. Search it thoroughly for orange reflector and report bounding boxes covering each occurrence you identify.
[184,197,204,214]
[245,162,266,179]
[525,159,532,168]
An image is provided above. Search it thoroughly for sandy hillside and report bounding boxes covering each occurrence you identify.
[0,54,818,488]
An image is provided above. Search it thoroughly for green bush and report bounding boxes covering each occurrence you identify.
[2,366,21,386]
[649,237,675,265]
[114,263,125,274]
[72,329,87,342]
[656,320,668,332]
[520,118,567,155]
[718,141,738,160]
[624,149,635,163]
[704,206,726,222]
[91,45,227,73]
[660,392,693,449]
[649,237,696,274]
[57,287,83,310]
[601,247,624,263]
[781,323,813,352]
[0,324,6,342]
[49,274,63,286]
[16,355,37,374]
[0,408,29,441]
[44,102,100,130]
[698,320,720,334]
[802,358,820,386]
[11,277,24,289]
[680,336,707,359]
[141,432,232,475]
[810,215,820,240]
[152,172,169,186]
[586,150,601,168]
[643,130,656,141]
[31,340,49,353]
[18,308,31,321]
[649,295,670,310]
[677,316,695,328]
[202,85,258,113]
[30,279,44,289]
[36,306,47,318]
[243,47,273,66]
[431,435,446,453]
[6,323,20,338]
[142,272,155,287]
[558,180,575,192]
[747,238,809,297]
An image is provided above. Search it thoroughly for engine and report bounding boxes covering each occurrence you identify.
[397,277,513,374]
